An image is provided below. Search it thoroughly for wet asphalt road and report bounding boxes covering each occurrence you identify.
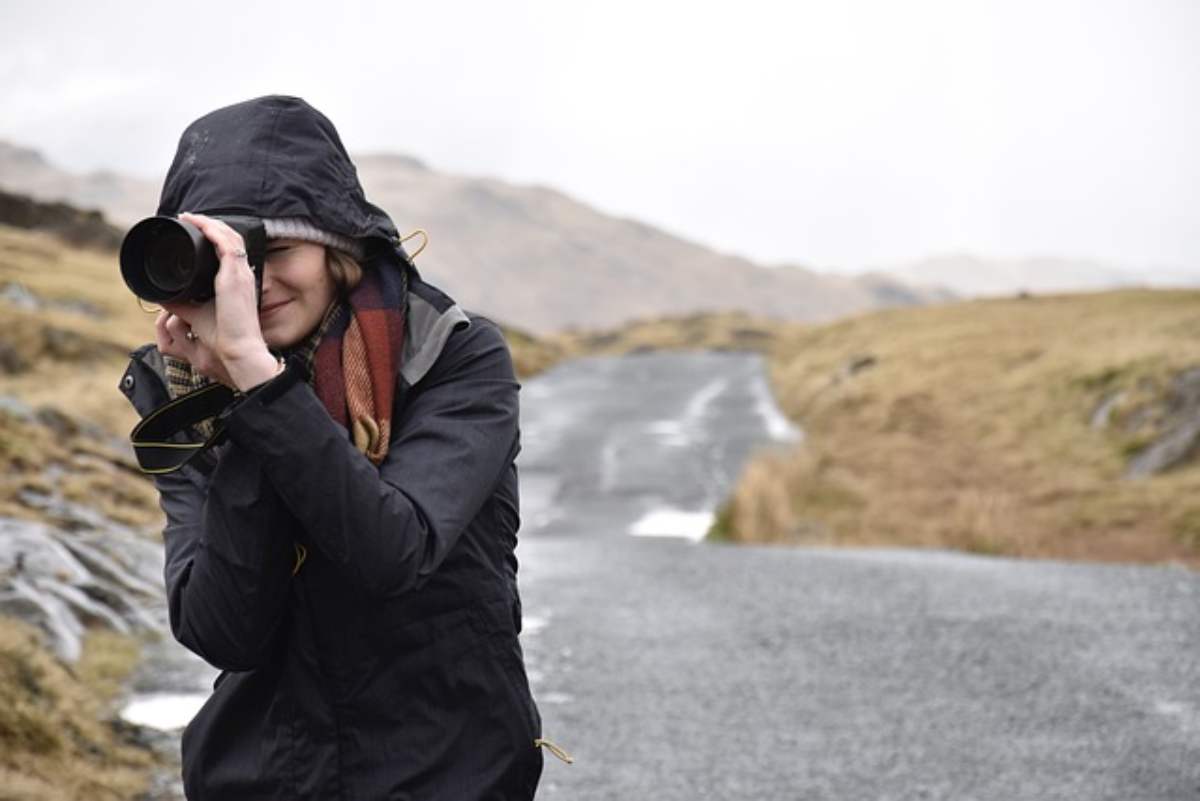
[514,352,1200,801]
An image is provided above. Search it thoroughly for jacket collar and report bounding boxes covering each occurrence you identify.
[400,263,471,387]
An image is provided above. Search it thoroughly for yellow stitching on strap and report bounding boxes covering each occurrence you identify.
[292,543,308,575]
[534,738,574,764]
[134,442,204,449]
[135,381,229,427]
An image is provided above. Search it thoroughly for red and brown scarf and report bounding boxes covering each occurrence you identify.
[310,259,408,464]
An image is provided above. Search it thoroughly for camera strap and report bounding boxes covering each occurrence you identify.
[129,382,238,474]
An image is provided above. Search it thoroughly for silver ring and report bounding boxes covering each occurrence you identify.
[185,330,199,343]
[230,249,248,260]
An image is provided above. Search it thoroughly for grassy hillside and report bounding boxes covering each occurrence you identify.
[717,289,1200,567]
[0,226,175,798]
[0,227,162,527]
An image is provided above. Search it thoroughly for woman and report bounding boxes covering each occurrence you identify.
[117,95,545,799]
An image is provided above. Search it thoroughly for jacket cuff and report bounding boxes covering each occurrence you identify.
[218,354,311,429]
[233,352,307,403]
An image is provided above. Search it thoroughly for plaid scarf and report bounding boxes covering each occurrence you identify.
[165,261,409,466]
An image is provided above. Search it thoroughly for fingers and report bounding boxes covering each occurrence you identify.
[158,310,193,358]
[156,308,208,364]
[159,303,200,348]
[156,309,227,382]
[172,212,264,365]
[154,309,175,355]
[178,212,250,262]
[178,212,257,300]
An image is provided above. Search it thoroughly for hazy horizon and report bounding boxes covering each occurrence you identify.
[2,0,1198,278]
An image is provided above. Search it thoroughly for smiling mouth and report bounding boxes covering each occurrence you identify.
[260,300,291,317]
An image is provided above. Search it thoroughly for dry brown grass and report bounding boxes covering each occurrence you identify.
[0,227,167,798]
[550,310,778,358]
[501,323,571,379]
[712,290,1200,567]
[0,227,165,534]
[0,617,153,801]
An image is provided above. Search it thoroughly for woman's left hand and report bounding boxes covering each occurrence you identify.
[158,212,278,391]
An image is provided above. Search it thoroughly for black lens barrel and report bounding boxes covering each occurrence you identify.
[119,215,266,305]
[120,216,217,303]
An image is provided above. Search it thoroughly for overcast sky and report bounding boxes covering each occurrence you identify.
[2,0,1197,275]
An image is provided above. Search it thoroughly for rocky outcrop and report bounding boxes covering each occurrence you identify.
[0,318,127,375]
[1123,367,1200,478]
[0,394,165,664]
[0,189,123,251]
[0,477,164,663]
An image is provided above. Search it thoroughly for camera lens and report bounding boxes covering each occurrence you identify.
[120,216,206,302]
[121,214,261,304]
[143,225,193,294]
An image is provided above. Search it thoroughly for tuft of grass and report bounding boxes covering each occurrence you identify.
[550,309,779,359]
[705,502,735,542]
[499,322,571,378]
[708,446,859,545]
[1171,508,1200,550]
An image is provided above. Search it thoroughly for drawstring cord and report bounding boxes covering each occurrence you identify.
[534,738,574,764]
[292,543,308,575]
[400,229,428,259]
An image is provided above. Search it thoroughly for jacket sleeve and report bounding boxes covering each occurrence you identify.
[154,448,296,671]
[220,318,520,601]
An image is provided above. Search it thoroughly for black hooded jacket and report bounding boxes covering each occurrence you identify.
[118,96,543,800]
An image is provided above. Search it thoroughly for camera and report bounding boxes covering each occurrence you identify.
[119,215,267,304]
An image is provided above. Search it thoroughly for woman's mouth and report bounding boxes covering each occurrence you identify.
[260,300,292,318]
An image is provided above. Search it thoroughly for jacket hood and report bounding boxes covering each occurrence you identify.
[157,95,400,253]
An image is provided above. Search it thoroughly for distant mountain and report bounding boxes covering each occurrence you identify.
[894,253,1198,297]
[0,142,158,228]
[0,140,950,333]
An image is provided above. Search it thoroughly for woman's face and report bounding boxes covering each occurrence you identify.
[258,239,336,349]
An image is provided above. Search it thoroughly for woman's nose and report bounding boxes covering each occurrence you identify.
[259,264,276,296]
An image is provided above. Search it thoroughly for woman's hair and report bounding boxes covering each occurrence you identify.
[326,247,364,296]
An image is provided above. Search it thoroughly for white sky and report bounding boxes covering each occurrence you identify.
[1,0,1198,274]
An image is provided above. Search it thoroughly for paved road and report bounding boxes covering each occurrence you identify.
[514,351,1200,801]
